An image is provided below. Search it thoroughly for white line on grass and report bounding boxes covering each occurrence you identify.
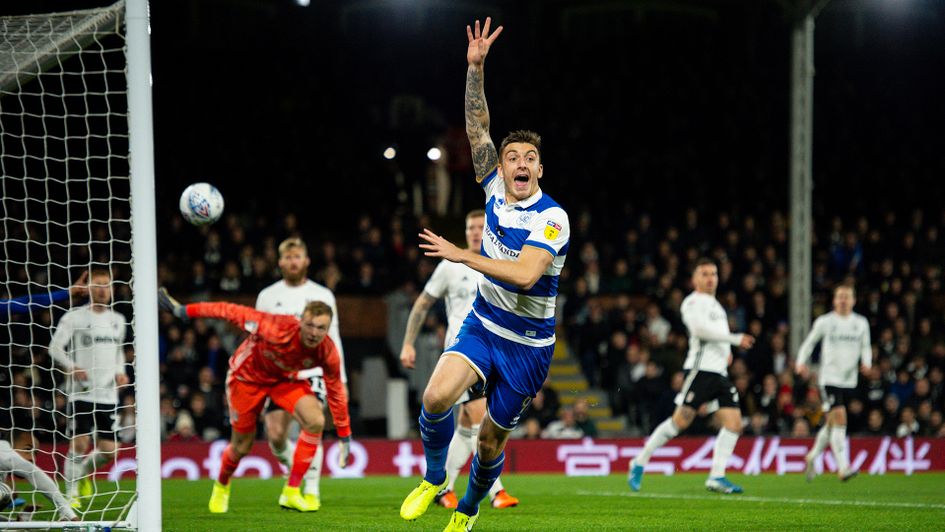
[575,490,945,510]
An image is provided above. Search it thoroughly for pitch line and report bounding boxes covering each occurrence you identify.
[575,490,945,510]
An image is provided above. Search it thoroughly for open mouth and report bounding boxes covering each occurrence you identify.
[514,174,529,186]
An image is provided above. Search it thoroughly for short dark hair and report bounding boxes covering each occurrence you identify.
[692,257,716,274]
[499,130,541,160]
[303,300,333,320]
[466,209,485,221]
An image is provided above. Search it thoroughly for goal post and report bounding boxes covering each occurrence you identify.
[0,0,160,529]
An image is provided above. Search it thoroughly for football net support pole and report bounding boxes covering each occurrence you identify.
[126,0,162,530]
[789,0,829,356]
[0,0,160,529]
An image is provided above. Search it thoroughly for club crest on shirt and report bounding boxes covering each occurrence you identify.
[517,212,534,226]
[303,358,314,368]
[544,220,562,240]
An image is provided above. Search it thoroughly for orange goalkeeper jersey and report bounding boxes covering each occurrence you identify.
[185,302,350,437]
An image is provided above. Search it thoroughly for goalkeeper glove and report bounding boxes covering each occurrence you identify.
[337,436,351,469]
[158,288,189,322]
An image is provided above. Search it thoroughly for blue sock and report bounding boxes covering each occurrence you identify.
[419,405,454,485]
[457,452,505,516]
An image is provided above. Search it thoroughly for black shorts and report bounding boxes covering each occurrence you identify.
[821,385,855,411]
[264,376,327,414]
[675,370,739,410]
[68,400,118,439]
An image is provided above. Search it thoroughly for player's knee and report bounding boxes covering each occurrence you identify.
[673,408,696,429]
[299,411,325,435]
[266,421,287,443]
[476,435,503,461]
[421,387,454,414]
[233,437,254,456]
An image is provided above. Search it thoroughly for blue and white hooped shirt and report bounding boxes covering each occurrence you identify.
[472,168,570,347]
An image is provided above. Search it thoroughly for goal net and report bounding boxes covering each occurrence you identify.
[1,1,157,528]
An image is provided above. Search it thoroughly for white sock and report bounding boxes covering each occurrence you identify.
[1,451,76,520]
[64,452,85,497]
[302,443,324,496]
[635,418,679,466]
[487,476,505,499]
[709,428,739,479]
[830,425,849,473]
[270,439,295,469]
[445,425,476,491]
[808,424,830,460]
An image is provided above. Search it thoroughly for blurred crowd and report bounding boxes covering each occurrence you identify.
[562,208,945,439]
[2,202,943,445]
[146,203,944,442]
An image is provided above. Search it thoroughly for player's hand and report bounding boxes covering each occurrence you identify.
[466,17,503,67]
[158,287,189,322]
[337,436,351,469]
[418,229,464,263]
[73,368,88,381]
[739,334,755,349]
[796,364,809,380]
[400,345,417,369]
[116,373,130,386]
[69,271,89,298]
[860,364,871,376]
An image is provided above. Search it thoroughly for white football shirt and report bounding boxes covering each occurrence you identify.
[256,279,347,382]
[796,311,872,388]
[681,292,743,376]
[423,260,482,347]
[48,305,127,405]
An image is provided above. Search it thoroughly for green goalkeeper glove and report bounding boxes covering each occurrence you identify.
[337,436,351,469]
[158,287,189,322]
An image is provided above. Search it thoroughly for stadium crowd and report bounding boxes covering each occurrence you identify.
[2,3,943,447]
[144,205,945,442]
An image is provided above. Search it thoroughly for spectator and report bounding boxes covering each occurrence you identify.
[572,398,598,438]
[542,407,585,439]
[896,407,920,438]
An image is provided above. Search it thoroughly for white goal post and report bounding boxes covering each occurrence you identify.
[0,0,160,530]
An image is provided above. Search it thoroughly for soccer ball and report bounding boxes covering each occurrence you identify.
[179,183,224,226]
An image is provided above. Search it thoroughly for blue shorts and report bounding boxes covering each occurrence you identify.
[445,313,555,430]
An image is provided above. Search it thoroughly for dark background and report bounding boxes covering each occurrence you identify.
[6,0,944,232]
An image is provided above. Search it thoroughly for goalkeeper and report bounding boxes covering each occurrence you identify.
[159,289,352,513]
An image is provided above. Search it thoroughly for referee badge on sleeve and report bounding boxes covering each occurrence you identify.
[544,220,562,240]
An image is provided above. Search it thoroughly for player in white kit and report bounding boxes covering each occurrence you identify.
[628,258,755,494]
[796,284,871,481]
[399,210,519,510]
[255,237,346,509]
[48,269,129,508]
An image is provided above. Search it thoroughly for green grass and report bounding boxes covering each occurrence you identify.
[161,473,945,531]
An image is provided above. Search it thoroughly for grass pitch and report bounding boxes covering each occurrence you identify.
[161,473,945,531]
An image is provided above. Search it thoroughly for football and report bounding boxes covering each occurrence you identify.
[179,183,224,226]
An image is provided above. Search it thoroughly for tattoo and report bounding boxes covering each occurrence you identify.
[402,294,433,347]
[465,65,498,180]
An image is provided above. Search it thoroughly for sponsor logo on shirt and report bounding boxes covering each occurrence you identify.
[485,226,520,258]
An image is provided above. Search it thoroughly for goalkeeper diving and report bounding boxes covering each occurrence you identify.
[158,289,352,513]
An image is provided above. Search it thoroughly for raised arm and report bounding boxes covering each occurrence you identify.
[465,17,503,182]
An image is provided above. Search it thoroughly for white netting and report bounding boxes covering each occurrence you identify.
[1,1,136,527]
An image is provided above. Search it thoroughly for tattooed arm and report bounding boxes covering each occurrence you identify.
[465,17,503,182]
